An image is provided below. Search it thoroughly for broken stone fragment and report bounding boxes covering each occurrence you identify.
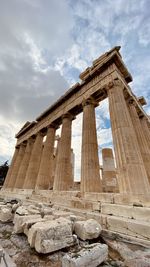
[13,214,42,233]
[40,207,54,217]
[15,206,29,216]
[28,217,76,253]
[27,205,41,215]
[23,215,54,236]
[52,210,73,219]
[0,207,13,222]
[124,258,150,267]
[62,243,108,267]
[12,203,21,213]
[15,204,41,216]
[74,219,102,240]
[4,198,20,205]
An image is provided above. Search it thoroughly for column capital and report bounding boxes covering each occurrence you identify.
[47,123,59,130]
[62,112,75,121]
[82,97,99,108]
[37,131,45,137]
[106,79,124,92]
[127,98,136,106]
[28,136,35,144]
[20,142,27,148]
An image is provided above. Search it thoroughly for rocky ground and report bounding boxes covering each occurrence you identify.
[0,221,122,267]
[0,198,150,267]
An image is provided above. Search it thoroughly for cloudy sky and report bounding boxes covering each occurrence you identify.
[0,0,150,179]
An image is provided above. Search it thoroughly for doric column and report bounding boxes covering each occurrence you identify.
[36,125,56,190]
[3,146,19,188]
[140,116,150,150]
[102,148,119,193]
[53,113,73,191]
[14,137,35,188]
[128,102,150,184]
[7,143,26,188]
[81,98,102,193]
[52,137,60,184]
[107,79,150,194]
[23,132,43,189]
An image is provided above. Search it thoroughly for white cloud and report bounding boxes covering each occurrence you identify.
[138,19,150,47]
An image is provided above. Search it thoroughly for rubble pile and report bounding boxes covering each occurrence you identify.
[0,197,150,267]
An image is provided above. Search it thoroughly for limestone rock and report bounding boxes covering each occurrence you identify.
[15,204,42,216]
[0,207,12,222]
[62,243,108,267]
[28,217,76,253]
[124,259,150,267]
[52,210,73,219]
[40,207,54,217]
[0,245,17,267]
[12,203,21,212]
[15,206,29,216]
[74,219,102,240]
[23,215,54,236]
[27,205,41,214]
[13,214,42,233]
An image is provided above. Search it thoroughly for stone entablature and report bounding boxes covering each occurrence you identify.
[3,46,150,195]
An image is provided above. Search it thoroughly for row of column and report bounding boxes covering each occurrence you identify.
[107,80,150,194]
[4,79,150,194]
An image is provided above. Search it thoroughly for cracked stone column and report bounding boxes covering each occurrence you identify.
[81,98,102,193]
[36,125,56,190]
[14,137,35,189]
[107,79,150,194]
[140,116,150,150]
[23,132,43,189]
[8,143,26,189]
[102,148,119,193]
[128,102,150,184]
[53,113,73,191]
[3,146,19,188]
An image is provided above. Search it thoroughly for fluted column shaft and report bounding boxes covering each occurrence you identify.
[36,125,56,190]
[102,148,118,193]
[81,99,102,193]
[3,147,19,188]
[140,116,150,150]
[14,138,35,188]
[23,132,43,189]
[107,80,150,194]
[8,144,26,188]
[129,103,150,184]
[53,114,73,191]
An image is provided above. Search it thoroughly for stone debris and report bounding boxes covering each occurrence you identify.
[0,245,16,267]
[13,213,43,234]
[15,205,29,216]
[12,203,21,213]
[104,238,150,267]
[74,219,102,240]
[52,210,73,219]
[23,215,54,236]
[62,243,108,267]
[0,197,150,266]
[0,206,13,222]
[28,217,76,253]
[40,207,54,217]
[15,204,42,216]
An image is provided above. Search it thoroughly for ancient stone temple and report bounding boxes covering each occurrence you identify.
[1,47,150,249]
[3,46,150,194]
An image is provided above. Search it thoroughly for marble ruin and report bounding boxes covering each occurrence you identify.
[1,47,150,266]
[3,46,150,194]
